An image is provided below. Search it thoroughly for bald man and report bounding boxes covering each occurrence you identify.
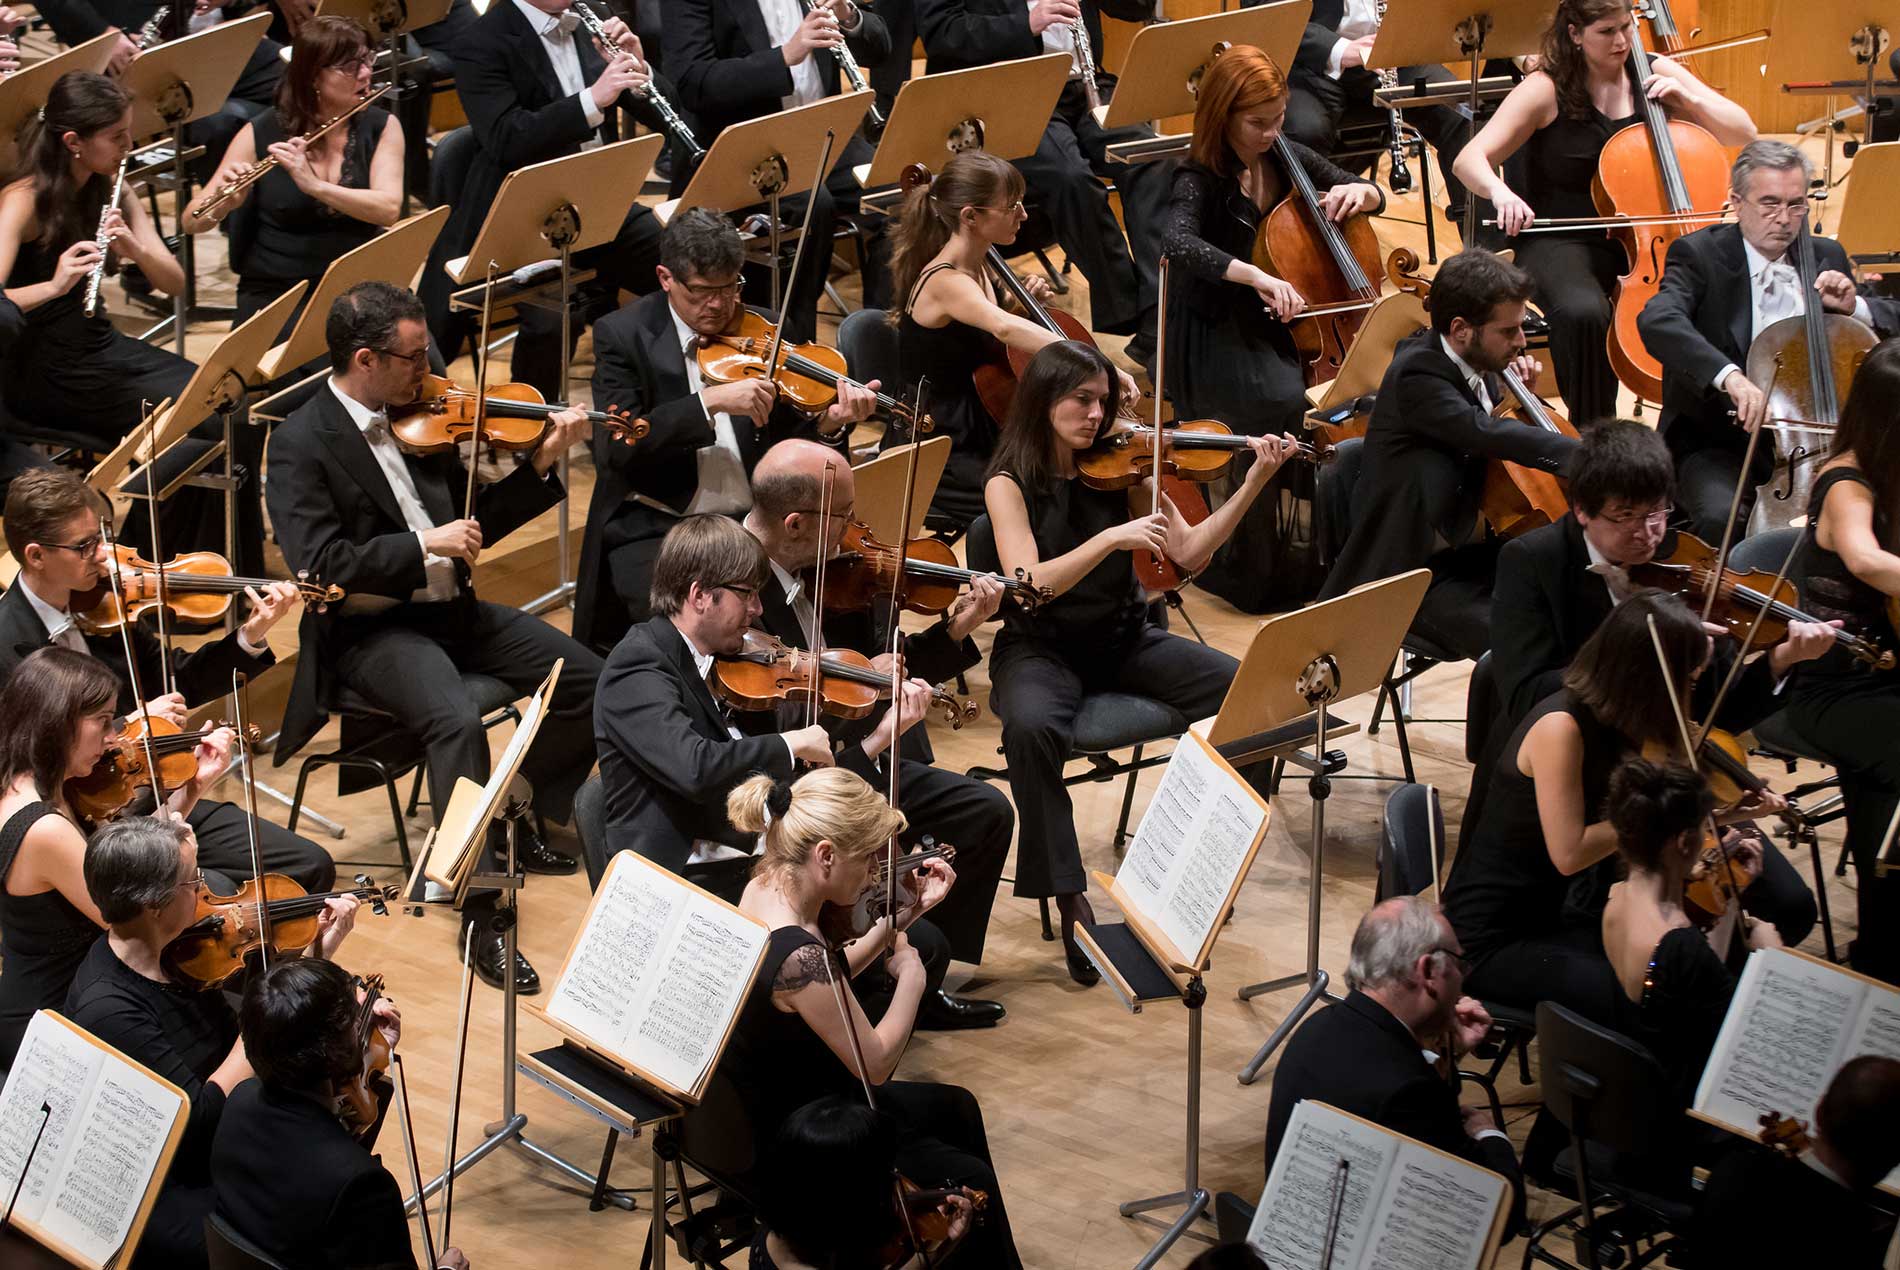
[742,440,1011,1029]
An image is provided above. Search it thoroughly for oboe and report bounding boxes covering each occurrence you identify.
[1373,0,1411,193]
[573,0,707,164]
[1070,16,1102,113]
[83,157,130,318]
[132,5,172,49]
[800,0,884,133]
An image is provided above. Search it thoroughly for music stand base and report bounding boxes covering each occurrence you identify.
[1115,978,1211,1270]
[1235,969,1339,1085]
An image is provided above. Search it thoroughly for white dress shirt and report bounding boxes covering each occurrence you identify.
[1712,238,1876,392]
[329,379,460,603]
[758,0,831,110]
[767,556,820,649]
[670,305,755,517]
[20,577,90,653]
[1027,0,1077,67]
[513,0,607,150]
[1583,535,1635,606]
[1440,335,1495,413]
[1325,0,1381,79]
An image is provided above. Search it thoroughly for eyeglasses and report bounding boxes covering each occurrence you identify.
[1745,197,1809,221]
[41,534,103,556]
[715,583,758,600]
[175,868,205,892]
[788,506,856,521]
[1429,946,1470,976]
[980,201,1025,217]
[327,53,374,72]
[376,345,431,368]
[1596,504,1672,529]
[677,277,744,299]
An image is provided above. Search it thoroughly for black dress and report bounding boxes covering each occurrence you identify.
[1513,97,1641,427]
[64,937,240,1269]
[1444,689,1624,1021]
[1788,466,1900,983]
[890,262,999,528]
[0,801,96,1071]
[718,926,1024,1269]
[229,107,391,333]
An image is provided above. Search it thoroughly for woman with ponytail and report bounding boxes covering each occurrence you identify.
[719,768,1023,1269]
[884,150,1137,527]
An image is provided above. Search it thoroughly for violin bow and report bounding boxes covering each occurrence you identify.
[97,514,169,810]
[1691,514,1803,752]
[390,1052,441,1270]
[466,260,499,520]
[232,670,270,969]
[440,920,477,1250]
[1150,257,1168,524]
[757,129,837,418]
[139,397,177,698]
[883,377,930,957]
[805,463,837,733]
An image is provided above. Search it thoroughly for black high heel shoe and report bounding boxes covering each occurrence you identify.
[1058,896,1100,987]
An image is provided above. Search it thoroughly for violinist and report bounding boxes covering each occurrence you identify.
[0,71,267,574]
[578,208,877,648]
[180,16,403,333]
[742,438,1010,1027]
[1451,0,1757,427]
[1786,338,1900,985]
[65,815,363,1269]
[1316,248,1576,661]
[722,769,1024,1269]
[211,958,470,1270]
[885,152,1141,528]
[0,648,235,1071]
[266,281,603,993]
[0,468,338,895]
[982,340,1294,983]
[1637,141,1900,543]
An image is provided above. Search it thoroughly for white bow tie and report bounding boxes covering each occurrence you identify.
[363,411,389,433]
[546,10,580,36]
[1759,261,1796,293]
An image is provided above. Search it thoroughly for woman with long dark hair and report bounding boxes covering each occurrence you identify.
[981,340,1294,981]
[182,16,402,330]
[885,151,1137,527]
[1787,337,1900,984]
[1451,0,1755,425]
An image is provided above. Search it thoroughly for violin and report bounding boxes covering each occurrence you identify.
[1628,531,1895,670]
[1642,725,1790,927]
[1599,38,1731,402]
[162,873,401,987]
[870,1175,989,1268]
[338,972,395,1140]
[695,311,933,435]
[1757,1111,1812,1161]
[65,716,260,822]
[711,630,977,730]
[1479,369,1584,539]
[817,839,957,946]
[1742,214,1877,450]
[388,373,650,455]
[821,520,1050,616]
[1249,135,1383,388]
[72,544,343,635]
[1075,420,1331,491]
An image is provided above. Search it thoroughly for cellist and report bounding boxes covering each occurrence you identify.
[1451,0,1756,427]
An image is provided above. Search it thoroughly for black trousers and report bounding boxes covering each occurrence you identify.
[753,132,890,341]
[332,598,604,914]
[881,1081,1024,1270]
[191,798,336,896]
[891,759,1011,965]
[1675,444,1763,547]
[1737,835,1817,949]
[1284,64,1474,210]
[1512,232,1625,428]
[1015,80,1170,337]
[1464,919,1622,1025]
[989,623,1236,898]
[506,204,667,403]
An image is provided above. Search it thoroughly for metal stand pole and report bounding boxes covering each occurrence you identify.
[768,190,783,314]
[1119,978,1210,1270]
[1237,657,1346,1085]
[522,220,579,616]
[1457,14,1490,248]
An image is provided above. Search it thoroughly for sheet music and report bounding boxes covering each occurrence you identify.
[1364,1142,1506,1270]
[626,901,765,1093]
[1115,735,1266,964]
[1247,1102,1395,1270]
[0,1019,102,1226]
[1843,986,1900,1190]
[1695,949,1863,1130]
[547,857,680,1050]
[38,1064,175,1266]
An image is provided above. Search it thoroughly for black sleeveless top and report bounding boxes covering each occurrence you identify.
[1444,690,1628,963]
[1619,924,1734,1109]
[0,800,97,1069]
[892,262,1000,520]
[993,470,1147,650]
[1523,96,1641,226]
[4,230,117,361]
[717,926,860,1145]
[1795,466,1898,682]
[230,107,390,284]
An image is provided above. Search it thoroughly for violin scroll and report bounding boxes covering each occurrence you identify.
[1757,1111,1811,1161]
[1010,568,1053,612]
[929,687,979,731]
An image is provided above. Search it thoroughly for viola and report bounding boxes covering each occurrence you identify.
[1741,214,1877,453]
[1075,420,1331,491]
[338,972,395,1140]
[711,630,977,730]
[870,1174,989,1268]
[1249,136,1383,388]
[1598,39,1731,402]
[1642,726,1788,927]
[1627,531,1895,671]
[820,520,1050,616]
[817,840,957,946]
[388,373,649,455]
[72,544,343,635]
[66,716,260,822]
[162,873,401,987]
[695,311,933,435]
[1479,369,1584,539]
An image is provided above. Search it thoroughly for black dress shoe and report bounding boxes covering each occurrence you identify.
[511,822,579,875]
[913,990,1005,1030]
[463,926,541,994]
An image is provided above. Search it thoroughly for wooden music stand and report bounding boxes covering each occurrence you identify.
[851,437,949,541]
[0,34,118,172]
[120,12,272,352]
[1215,570,1429,1085]
[314,0,453,40]
[855,54,1071,197]
[661,91,871,221]
[447,135,659,613]
[1306,290,1428,415]
[1097,2,1308,145]
[1839,140,1900,270]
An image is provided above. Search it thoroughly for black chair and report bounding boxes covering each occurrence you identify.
[836,306,901,447]
[1464,650,1497,764]
[429,125,477,211]
[204,1214,290,1270]
[641,1069,761,1270]
[1522,1003,1691,1270]
[964,512,1190,938]
[1378,783,1535,1125]
[286,672,524,869]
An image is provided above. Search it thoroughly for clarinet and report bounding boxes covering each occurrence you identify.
[801,0,884,133]
[83,156,129,318]
[573,0,707,165]
[1373,0,1411,193]
[132,5,171,49]
[1071,14,1101,114]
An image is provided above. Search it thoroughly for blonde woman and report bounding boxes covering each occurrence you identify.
[718,768,1023,1269]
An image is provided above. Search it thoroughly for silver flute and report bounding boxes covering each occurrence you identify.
[1070,14,1101,113]
[83,156,129,318]
[801,0,884,132]
[574,0,707,164]
[132,6,171,49]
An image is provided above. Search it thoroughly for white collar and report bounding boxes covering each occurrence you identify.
[668,302,704,358]
[767,556,802,603]
[512,0,574,37]
[18,575,73,637]
[329,377,386,432]
[674,620,715,678]
[1438,335,1487,396]
[1583,534,1611,571]
[1742,237,1791,282]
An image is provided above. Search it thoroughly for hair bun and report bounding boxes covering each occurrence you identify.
[766,780,794,820]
